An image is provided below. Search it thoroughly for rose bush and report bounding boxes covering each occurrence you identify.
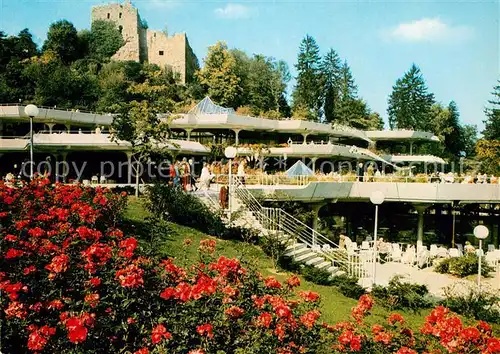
[1,178,499,354]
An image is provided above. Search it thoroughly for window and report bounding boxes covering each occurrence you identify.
[118,25,123,34]
[159,51,164,56]
[119,12,122,18]
[107,13,110,19]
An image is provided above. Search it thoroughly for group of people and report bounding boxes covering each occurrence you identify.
[169,158,197,191]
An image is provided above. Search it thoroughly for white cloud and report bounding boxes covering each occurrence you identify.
[214,3,254,19]
[385,18,473,43]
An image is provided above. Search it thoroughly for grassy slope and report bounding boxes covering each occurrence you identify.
[122,197,481,330]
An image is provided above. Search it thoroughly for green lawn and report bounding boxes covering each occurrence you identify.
[123,197,492,331]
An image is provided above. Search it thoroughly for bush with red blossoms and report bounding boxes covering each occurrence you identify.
[0,179,329,353]
[1,178,499,354]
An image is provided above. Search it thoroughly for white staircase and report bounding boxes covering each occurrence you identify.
[195,179,366,278]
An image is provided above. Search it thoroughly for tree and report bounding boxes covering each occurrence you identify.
[462,124,478,158]
[43,20,80,63]
[334,98,377,130]
[338,60,358,101]
[196,41,242,108]
[476,139,500,175]
[483,80,500,140]
[292,35,322,121]
[112,100,170,196]
[89,20,124,61]
[443,101,465,158]
[387,64,435,130]
[320,49,341,123]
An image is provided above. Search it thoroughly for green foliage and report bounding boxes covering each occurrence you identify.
[259,233,288,270]
[434,254,494,278]
[330,274,366,299]
[301,265,335,286]
[89,20,124,60]
[483,80,500,140]
[197,41,242,108]
[371,276,432,312]
[320,48,342,123]
[441,283,500,323]
[388,64,435,130]
[476,139,500,175]
[42,20,81,63]
[293,35,323,120]
[146,183,226,237]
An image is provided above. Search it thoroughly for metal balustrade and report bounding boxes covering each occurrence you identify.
[230,177,351,272]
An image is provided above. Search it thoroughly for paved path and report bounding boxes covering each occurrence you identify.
[361,262,500,297]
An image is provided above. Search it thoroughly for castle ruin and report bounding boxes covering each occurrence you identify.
[91,0,198,84]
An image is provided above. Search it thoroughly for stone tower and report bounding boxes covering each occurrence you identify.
[91,0,198,84]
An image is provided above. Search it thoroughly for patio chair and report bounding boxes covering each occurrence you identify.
[417,250,430,268]
[387,248,402,263]
[485,252,499,267]
[361,241,370,250]
[436,247,449,258]
[456,244,464,253]
[488,244,495,252]
[448,248,461,258]
[430,244,439,258]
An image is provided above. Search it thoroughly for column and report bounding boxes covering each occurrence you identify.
[46,123,56,134]
[302,133,309,144]
[185,129,193,141]
[65,124,71,133]
[57,152,68,183]
[311,202,326,246]
[410,142,414,155]
[414,205,428,246]
[233,129,241,146]
[126,151,133,184]
[311,157,318,173]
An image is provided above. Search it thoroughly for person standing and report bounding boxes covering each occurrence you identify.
[200,162,211,190]
[174,161,180,187]
[237,159,246,184]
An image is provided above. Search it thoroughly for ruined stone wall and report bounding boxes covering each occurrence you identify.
[146,31,187,83]
[91,1,199,84]
[91,2,141,62]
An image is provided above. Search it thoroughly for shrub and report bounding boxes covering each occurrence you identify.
[371,275,432,312]
[0,178,332,353]
[435,254,494,278]
[259,233,288,270]
[331,274,366,299]
[301,265,335,286]
[441,283,500,324]
[146,183,226,237]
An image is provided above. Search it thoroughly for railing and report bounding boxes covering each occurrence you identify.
[231,177,349,271]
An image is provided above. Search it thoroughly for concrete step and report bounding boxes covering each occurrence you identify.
[314,261,331,270]
[294,251,318,262]
[286,243,307,251]
[284,246,311,258]
[305,257,325,266]
[326,265,339,274]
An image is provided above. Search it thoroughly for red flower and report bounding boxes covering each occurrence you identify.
[151,324,171,345]
[23,265,37,275]
[127,317,136,324]
[84,293,100,308]
[27,329,48,351]
[372,324,384,334]
[225,306,245,318]
[300,310,321,329]
[89,277,101,287]
[486,338,500,353]
[460,327,481,343]
[188,350,205,354]
[299,290,320,302]
[65,317,88,344]
[5,248,24,259]
[196,323,214,339]
[134,349,149,354]
[264,276,282,289]
[275,305,292,319]
[388,313,405,326]
[256,312,273,328]
[199,239,216,253]
[374,331,392,345]
[45,254,69,274]
[115,264,144,288]
[396,347,417,354]
[286,275,301,288]
[119,237,138,258]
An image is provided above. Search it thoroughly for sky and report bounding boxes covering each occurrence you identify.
[1,0,499,131]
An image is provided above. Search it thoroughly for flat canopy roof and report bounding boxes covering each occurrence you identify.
[366,130,439,142]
